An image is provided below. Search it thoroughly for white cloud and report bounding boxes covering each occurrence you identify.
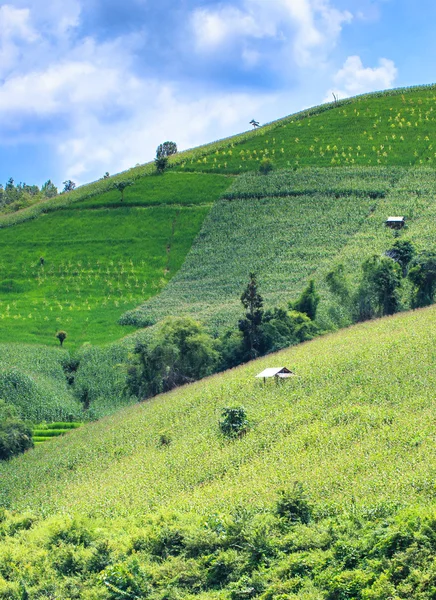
[325,55,398,100]
[191,0,352,66]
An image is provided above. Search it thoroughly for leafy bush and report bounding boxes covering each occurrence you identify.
[219,407,249,438]
[276,483,313,525]
[0,401,33,460]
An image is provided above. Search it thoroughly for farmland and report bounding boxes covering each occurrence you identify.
[122,166,436,332]
[0,173,231,347]
[0,307,435,598]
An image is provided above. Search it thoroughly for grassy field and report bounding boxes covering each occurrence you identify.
[122,167,436,332]
[0,203,211,347]
[2,305,435,518]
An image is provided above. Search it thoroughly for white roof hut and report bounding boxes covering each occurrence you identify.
[386,216,405,229]
[255,367,295,383]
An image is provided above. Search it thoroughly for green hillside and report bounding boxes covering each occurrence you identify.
[2,306,435,516]
[122,166,436,331]
[0,173,231,347]
[0,307,435,599]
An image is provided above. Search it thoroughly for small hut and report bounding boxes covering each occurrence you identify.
[255,367,295,384]
[386,216,406,229]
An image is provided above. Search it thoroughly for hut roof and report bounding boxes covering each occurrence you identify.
[386,216,405,222]
[255,367,295,379]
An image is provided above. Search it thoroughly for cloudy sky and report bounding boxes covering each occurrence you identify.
[1,0,435,188]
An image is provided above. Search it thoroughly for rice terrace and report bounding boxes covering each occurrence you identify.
[1,33,436,598]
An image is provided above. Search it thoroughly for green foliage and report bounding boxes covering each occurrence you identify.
[219,407,249,438]
[239,273,264,360]
[385,239,415,276]
[56,331,67,347]
[276,483,313,525]
[156,141,178,159]
[259,157,273,175]
[127,317,219,398]
[112,180,133,201]
[408,251,436,307]
[291,280,320,321]
[355,256,402,320]
[155,155,169,174]
[0,401,33,460]
[62,180,76,193]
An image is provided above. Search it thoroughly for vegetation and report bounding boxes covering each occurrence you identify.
[123,166,436,332]
[32,421,82,445]
[0,401,33,460]
[0,308,435,596]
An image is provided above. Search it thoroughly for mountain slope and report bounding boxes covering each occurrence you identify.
[2,306,435,518]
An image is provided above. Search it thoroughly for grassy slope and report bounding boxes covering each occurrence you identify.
[2,306,435,518]
[176,86,436,173]
[0,173,231,348]
[122,167,436,331]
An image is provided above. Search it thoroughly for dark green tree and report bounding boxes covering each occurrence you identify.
[408,252,436,308]
[0,401,33,460]
[62,180,76,193]
[156,141,178,159]
[127,317,218,399]
[291,280,320,321]
[326,264,350,305]
[355,256,402,320]
[385,240,415,276]
[155,156,168,174]
[239,273,264,359]
[113,180,133,201]
[56,330,67,347]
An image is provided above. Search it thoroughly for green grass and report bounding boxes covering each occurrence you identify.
[122,167,436,332]
[175,86,436,174]
[32,422,83,444]
[74,172,232,209]
[0,344,80,422]
[0,204,210,347]
[1,305,435,518]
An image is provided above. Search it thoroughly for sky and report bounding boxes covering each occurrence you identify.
[1,0,436,189]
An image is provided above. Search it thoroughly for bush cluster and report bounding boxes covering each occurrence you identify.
[2,493,436,599]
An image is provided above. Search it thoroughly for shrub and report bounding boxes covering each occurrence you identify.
[259,158,273,175]
[219,407,249,438]
[0,401,33,460]
[276,483,313,525]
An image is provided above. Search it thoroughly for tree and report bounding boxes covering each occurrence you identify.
[103,172,110,179]
[408,252,436,308]
[355,256,402,320]
[0,401,33,460]
[155,156,168,174]
[250,119,260,129]
[326,264,351,305]
[113,180,133,201]
[239,273,264,360]
[62,180,76,193]
[56,331,67,347]
[385,240,415,276]
[127,317,218,399]
[41,179,58,198]
[156,141,178,159]
[291,280,320,321]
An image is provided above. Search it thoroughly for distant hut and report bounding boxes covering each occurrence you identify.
[255,367,295,384]
[386,216,406,229]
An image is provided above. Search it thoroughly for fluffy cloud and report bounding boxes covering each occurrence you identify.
[326,55,398,100]
[191,0,352,67]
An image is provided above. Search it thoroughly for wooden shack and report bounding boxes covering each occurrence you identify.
[386,216,406,229]
[255,367,295,384]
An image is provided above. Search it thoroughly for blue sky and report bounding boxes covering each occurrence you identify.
[1,0,436,188]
